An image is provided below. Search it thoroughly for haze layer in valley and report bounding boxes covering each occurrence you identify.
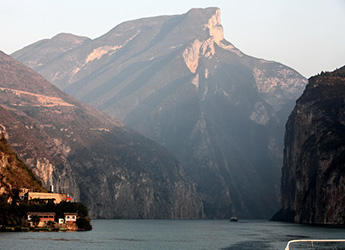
[12,7,307,218]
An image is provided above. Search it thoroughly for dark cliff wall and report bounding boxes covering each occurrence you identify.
[274,66,345,224]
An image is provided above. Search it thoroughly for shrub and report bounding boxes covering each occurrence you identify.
[76,217,92,231]
[31,215,40,226]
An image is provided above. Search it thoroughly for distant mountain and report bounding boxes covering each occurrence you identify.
[13,7,307,218]
[0,51,204,219]
[12,33,91,73]
[272,66,345,225]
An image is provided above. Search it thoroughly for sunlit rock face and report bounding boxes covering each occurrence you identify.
[0,134,46,197]
[274,66,345,225]
[0,51,204,219]
[13,7,306,219]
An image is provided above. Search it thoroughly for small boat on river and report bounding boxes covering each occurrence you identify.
[230,217,238,222]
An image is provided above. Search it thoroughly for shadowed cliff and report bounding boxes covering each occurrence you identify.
[273,66,345,225]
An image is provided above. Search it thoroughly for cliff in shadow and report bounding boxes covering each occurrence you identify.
[273,66,345,224]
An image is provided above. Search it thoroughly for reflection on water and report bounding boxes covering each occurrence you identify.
[0,220,344,250]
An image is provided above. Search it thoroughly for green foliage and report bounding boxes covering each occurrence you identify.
[318,66,345,77]
[9,188,20,204]
[15,106,40,118]
[76,217,92,231]
[0,136,11,154]
[0,136,44,191]
[55,201,89,218]
[20,218,28,227]
[0,194,7,203]
[46,220,55,227]
[0,199,91,230]
[31,215,40,226]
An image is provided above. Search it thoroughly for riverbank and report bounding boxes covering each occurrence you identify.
[0,226,70,232]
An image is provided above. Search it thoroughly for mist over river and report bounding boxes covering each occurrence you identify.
[1,220,345,250]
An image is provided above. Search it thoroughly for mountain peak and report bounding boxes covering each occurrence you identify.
[185,7,220,20]
[51,33,90,44]
[11,9,308,219]
[186,7,223,43]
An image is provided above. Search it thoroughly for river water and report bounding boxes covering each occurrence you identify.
[1,220,345,250]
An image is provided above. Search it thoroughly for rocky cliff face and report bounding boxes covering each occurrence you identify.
[0,51,204,218]
[12,8,307,218]
[274,66,345,224]
[0,135,46,197]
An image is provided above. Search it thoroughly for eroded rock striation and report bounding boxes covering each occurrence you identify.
[0,51,204,219]
[273,66,345,224]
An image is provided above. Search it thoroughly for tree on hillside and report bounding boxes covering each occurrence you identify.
[31,215,40,227]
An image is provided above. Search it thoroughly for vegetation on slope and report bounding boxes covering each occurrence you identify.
[0,200,92,231]
[0,136,91,230]
[0,136,45,196]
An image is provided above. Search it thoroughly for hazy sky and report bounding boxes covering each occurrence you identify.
[1,0,344,78]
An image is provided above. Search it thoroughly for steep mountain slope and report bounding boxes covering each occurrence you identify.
[0,135,46,197]
[13,8,307,218]
[11,33,91,72]
[273,66,345,224]
[0,51,203,219]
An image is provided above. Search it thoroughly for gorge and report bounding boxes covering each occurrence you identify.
[11,7,308,219]
[0,51,203,219]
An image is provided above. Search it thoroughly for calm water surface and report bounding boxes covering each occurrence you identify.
[1,220,345,250]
